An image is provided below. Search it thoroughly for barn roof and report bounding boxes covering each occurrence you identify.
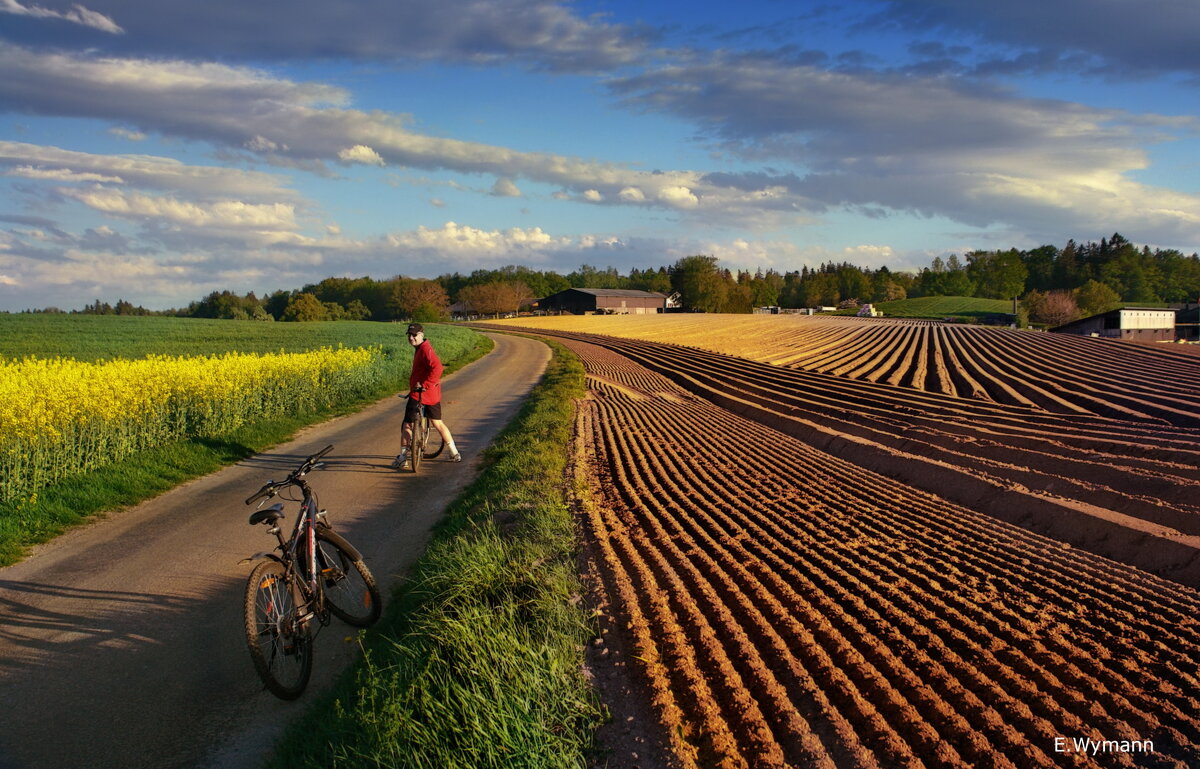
[559,288,667,298]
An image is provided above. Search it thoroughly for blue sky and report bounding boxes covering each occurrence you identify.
[2,0,1199,311]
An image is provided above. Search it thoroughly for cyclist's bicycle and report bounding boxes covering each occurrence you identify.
[242,444,381,699]
[400,385,443,473]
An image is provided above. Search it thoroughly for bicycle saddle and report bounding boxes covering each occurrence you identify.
[249,503,286,526]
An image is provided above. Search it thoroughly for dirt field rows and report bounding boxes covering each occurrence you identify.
[559,336,1200,768]
[479,318,1200,768]
[497,315,1200,426]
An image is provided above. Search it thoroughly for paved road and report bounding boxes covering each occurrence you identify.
[0,333,549,769]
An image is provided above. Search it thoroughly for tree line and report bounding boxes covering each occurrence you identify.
[22,233,1200,322]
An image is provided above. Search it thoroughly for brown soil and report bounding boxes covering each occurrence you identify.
[480,323,1200,769]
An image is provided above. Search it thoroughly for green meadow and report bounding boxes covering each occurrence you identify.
[874,296,1016,319]
[0,314,433,361]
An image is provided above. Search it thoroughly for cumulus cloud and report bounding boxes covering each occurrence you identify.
[337,144,385,166]
[490,177,521,197]
[384,221,569,256]
[0,0,122,33]
[657,185,699,208]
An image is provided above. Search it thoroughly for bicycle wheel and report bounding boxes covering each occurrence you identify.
[244,559,312,700]
[410,415,426,473]
[316,530,382,627]
[424,420,444,459]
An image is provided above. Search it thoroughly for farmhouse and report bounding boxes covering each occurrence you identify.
[535,288,667,315]
[1051,307,1177,342]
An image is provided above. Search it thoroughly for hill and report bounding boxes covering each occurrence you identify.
[874,296,1014,319]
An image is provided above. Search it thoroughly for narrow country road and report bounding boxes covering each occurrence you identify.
[0,333,549,769]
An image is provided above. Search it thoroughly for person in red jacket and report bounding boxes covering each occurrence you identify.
[394,322,461,468]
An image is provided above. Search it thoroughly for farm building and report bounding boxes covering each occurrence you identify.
[1176,303,1200,341]
[1051,306,1177,342]
[535,288,667,315]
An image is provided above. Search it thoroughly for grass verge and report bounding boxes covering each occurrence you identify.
[0,328,492,566]
[266,339,604,769]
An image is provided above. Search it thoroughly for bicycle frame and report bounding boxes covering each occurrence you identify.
[244,449,336,623]
[243,444,380,699]
[285,488,324,618]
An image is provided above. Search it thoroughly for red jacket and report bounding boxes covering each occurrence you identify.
[409,339,443,405]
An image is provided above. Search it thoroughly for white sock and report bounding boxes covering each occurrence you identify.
[446,440,458,455]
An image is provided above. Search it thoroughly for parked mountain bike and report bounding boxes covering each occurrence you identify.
[401,385,443,473]
[242,444,381,699]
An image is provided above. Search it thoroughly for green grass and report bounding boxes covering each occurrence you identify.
[0,320,491,566]
[0,314,448,361]
[874,296,1016,319]
[266,340,604,769]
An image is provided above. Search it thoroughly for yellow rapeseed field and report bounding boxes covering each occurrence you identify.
[0,347,380,502]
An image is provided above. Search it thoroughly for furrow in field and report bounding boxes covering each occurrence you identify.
[562,336,1200,768]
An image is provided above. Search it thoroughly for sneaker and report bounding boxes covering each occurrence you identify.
[392,451,410,469]
[450,451,462,463]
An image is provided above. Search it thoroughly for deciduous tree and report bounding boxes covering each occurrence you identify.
[281,292,328,322]
[1074,280,1120,317]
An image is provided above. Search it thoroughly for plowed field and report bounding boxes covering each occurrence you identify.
[479,318,1200,768]
[494,315,1200,425]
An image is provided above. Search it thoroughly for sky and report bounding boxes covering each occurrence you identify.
[1,0,1199,311]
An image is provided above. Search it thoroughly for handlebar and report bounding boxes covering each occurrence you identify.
[244,444,334,505]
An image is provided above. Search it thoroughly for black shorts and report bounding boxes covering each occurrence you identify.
[404,397,442,423]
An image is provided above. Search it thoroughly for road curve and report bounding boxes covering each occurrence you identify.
[0,332,550,769]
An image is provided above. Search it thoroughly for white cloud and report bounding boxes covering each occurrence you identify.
[611,50,1200,241]
[0,0,122,33]
[108,127,146,141]
[657,185,699,208]
[6,165,123,183]
[58,186,299,230]
[0,47,819,219]
[0,274,16,285]
[0,141,300,201]
[385,221,570,255]
[337,144,385,166]
[246,135,286,152]
[490,177,521,197]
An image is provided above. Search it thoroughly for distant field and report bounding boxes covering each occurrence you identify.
[0,314,439,361]
[874,296,1014,318]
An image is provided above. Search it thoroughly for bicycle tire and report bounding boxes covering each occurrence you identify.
[316,529,382,627]
[424,421,444,459]
[244,559,312,699]
[411,415,426,473]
